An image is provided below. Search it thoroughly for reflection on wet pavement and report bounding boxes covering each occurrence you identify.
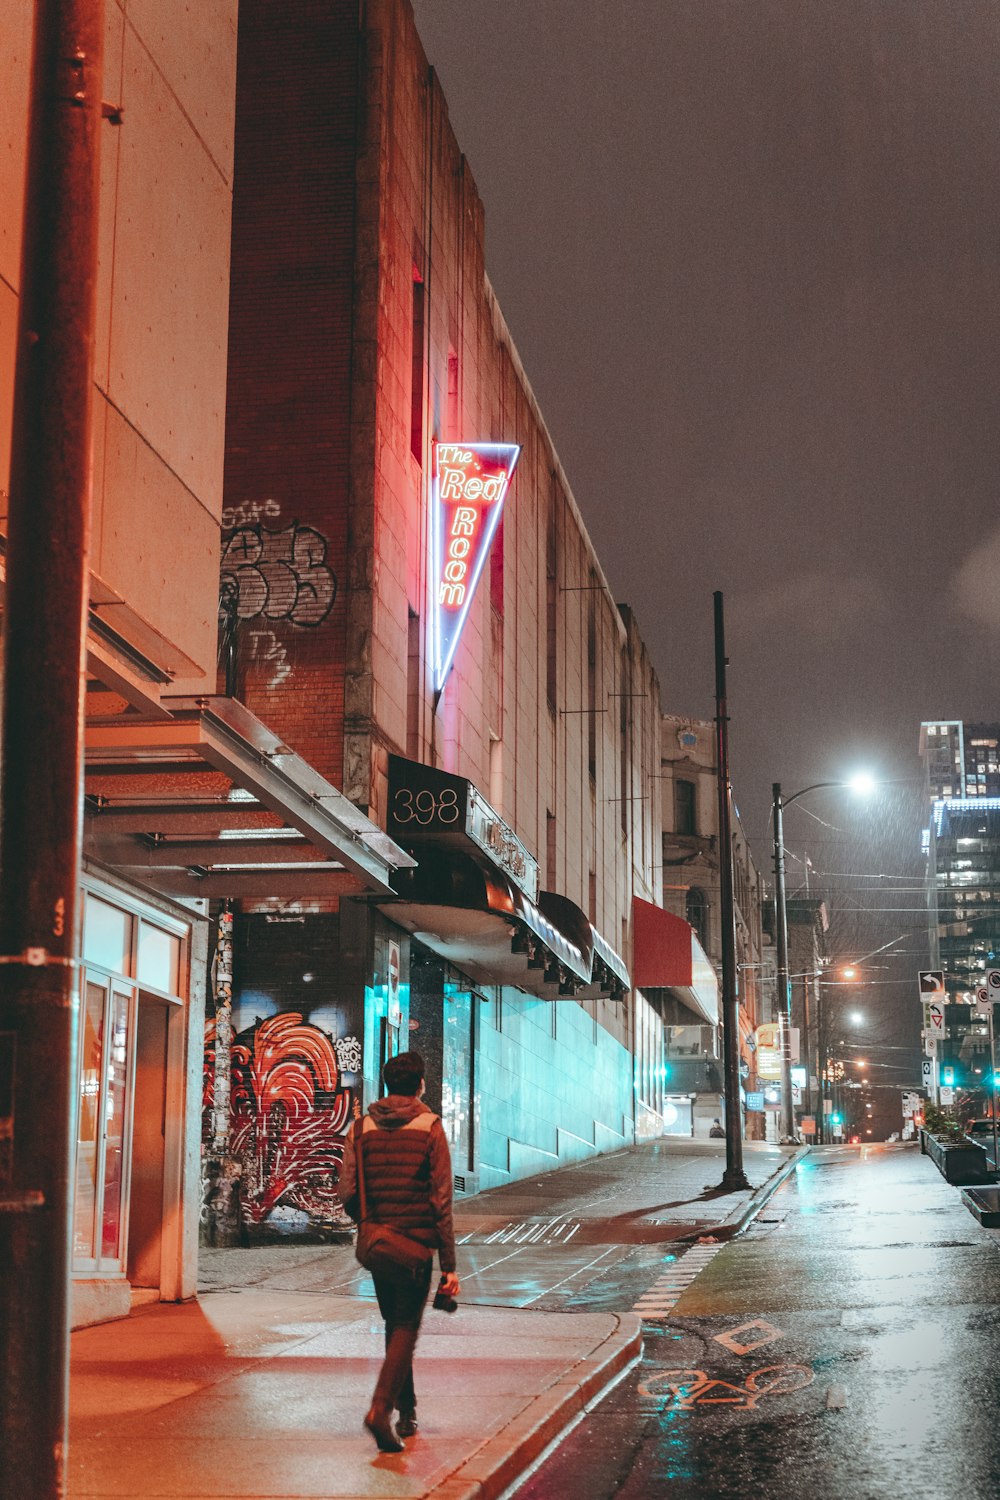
[519,1143,1000,1500]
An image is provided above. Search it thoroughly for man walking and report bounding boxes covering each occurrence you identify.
[338,1050,460,1452]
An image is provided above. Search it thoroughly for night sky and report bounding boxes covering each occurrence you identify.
[410,1,1000,1080]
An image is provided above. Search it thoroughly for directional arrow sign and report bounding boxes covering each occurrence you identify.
[927,1000,945,1033]
[918,969,945,999]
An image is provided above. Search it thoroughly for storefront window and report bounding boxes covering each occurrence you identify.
[137,922,180,995]
[73,981,106,1261]
[101,990,131,1260]
[83,896,132,974]
[74,978,134,1270]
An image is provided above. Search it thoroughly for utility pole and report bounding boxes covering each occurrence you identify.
[771,784,797,1142]
[0,3,104,1494]
[713,592,750,1191]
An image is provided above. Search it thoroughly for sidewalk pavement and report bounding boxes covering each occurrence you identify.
[68,1138,803,1500]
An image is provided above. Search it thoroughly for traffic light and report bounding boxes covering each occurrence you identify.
[830,1111,842,1125]
[942,1066,955,1087]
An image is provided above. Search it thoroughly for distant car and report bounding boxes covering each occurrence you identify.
[965,1119,998,1137]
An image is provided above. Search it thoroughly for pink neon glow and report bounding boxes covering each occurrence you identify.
[431,442,519,691]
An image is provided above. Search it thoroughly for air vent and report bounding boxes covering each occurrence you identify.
[453,1174,467,1194]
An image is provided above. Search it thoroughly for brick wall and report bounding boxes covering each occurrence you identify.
[223,1,361,786]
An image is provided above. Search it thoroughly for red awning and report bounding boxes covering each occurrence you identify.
[632,896,719,1026]
[632,897,694,986]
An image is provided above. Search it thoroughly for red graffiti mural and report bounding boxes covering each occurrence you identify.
[230,1012,353,1226]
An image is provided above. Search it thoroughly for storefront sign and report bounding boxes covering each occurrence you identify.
[745,1091,764,1112]
[387,939,401,1026]
[467,784,538,899]
[755,1023,800,1081]
[387,755,539,900]
[430,442,520,691]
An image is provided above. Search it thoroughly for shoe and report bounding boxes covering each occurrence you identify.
[364,1406,404,1454]
[396,1410,418,1439]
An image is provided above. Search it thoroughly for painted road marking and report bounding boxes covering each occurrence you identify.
[631,1242,724,1318]
[825,1384,848,1409]
[713,1318,785,1355]
[639,1364,814,1409]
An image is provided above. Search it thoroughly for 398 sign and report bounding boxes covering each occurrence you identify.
[387,755,469,840]
[391,786,461,826]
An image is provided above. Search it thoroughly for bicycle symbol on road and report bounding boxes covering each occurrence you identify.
[639,1364,814,1410]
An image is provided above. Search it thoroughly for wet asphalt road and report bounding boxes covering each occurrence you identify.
[519,1143,1000,1500]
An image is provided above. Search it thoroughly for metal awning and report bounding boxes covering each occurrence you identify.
[382,753,629,1000]
[379,847,629,1001]
[83,696,415,899]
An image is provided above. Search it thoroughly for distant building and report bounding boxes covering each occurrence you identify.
[918,720,1000,1102]
[786,898,830,1140]
[656,716,768,1139]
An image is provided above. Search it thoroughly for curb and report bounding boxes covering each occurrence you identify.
[722,1144,810,1234]
[428,1311,643,1500]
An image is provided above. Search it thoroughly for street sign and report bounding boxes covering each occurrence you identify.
[924,1000,945,1033]
[940,1086,955,1105]
[800,1116,816,1135]
[975,986,992,1016]
[755,1024,800,1081]
[987,968,1000,1000]
[745,1092,764,1112]
[918,969,945,998]
[921,1058,933,1082]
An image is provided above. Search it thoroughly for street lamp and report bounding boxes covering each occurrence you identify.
[772,775,876,1142]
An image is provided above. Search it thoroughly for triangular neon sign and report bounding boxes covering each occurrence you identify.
[430,441,520,692]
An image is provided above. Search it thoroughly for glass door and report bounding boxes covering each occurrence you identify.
[73,974,136,1273]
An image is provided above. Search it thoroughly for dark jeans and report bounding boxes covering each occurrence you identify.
[371,1261,433,1414]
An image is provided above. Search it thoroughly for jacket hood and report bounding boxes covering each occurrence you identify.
[368,1094,431,1129]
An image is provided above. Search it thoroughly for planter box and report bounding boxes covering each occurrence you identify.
[921,1130,992,1185]
[961,1187,1000,1228]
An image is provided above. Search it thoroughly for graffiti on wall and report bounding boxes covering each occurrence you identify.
[247,627,292,689]
[226,1012,359,1228]
[221,514,338,628]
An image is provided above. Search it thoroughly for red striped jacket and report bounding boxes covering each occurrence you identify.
[338,1096,456,1273]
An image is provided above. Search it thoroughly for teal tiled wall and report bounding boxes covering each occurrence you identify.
[476,988,633,1190]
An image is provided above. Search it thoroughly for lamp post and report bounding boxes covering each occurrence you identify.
[771,775,875,1142]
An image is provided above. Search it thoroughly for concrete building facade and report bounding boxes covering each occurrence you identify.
[656,715,768,1139]
[211,0,691,1232]
[1,3,409,1325]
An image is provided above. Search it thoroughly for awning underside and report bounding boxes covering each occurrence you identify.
[84,696,415,899]
[381,850,629,1001]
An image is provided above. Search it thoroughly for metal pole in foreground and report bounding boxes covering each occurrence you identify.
[772,784,797,1142]
[0,3,103,1494]
[713,592,750,1190]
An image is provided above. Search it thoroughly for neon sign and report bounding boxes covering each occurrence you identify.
[430,441,520,692]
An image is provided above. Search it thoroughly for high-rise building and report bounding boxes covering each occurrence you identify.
[920,720,1000,801]
[918,721,1000,1100]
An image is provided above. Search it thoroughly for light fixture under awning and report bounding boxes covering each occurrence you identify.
[631,896,719,1026]
[83,695,415,899]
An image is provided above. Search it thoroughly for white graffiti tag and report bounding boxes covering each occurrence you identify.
[248,629,292,689]
[221,520,337,627]
[334,1035,363,1074]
